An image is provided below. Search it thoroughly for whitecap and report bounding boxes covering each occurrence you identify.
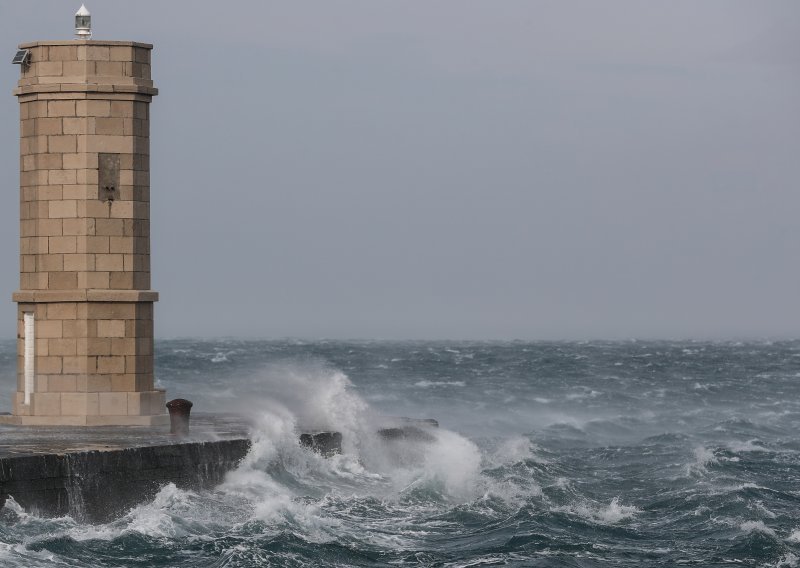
[486,436,543,466]
[775,553,799,568]
[555,497,640,525]
[2,496,29,519]
[750,501,777,519]
[553,477,571,490]
[685,446,718,476]
[413,380,466,388]
[389,429,483,502]
[740,520,777,537]
[481,478,542,506]
[728,440,770,453]
[565,388,601,401]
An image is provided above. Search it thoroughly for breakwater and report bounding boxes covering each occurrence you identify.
[0,413,252,522]
[0,439,251,522]
[0,411,437,522]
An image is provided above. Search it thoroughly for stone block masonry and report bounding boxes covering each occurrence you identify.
[5,40,165,426]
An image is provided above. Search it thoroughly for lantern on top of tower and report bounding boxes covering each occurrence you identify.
[75,4,91,39]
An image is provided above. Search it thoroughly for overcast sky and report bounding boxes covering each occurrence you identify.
[0,1,798,340]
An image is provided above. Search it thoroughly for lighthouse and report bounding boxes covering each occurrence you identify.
[4,7,167,425]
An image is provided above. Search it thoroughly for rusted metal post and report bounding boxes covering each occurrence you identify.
[166,399,193,436]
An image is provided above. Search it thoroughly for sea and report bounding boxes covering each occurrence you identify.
[0,338,798,567]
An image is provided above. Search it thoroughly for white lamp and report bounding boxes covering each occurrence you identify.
[75,4,91,39]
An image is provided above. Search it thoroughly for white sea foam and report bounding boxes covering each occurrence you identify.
[448,555,511,567]
[481,478,542,506]
[565,389,601,400]
[237,362,372,455]
[728,439,770,453]
[64,483,219,543]
[686,446,717,476]
[740,520,777,537]
[413,380,466,388]
[214,360,489,543]
[0,545,58,568]
[593,498,640,523]
[555,497,639,525]
[122,483,198,538]
[553,477,571,489]
[751,500,778,519]
[211,353,229,363]
[707,482,767,497]
[220,408,342,539]
[418,429,482,501]
[7,484,222,557]
[483,436,546,470]
[2,497,30,520]
[477,438,544,504]
[775,554,800,568]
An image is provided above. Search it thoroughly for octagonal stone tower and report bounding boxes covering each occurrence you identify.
[5,40,167,425]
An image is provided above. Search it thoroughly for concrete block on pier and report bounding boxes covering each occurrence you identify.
[377,417,439,443]
[299,431,342,457]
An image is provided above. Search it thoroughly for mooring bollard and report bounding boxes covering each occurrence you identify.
[166,399,193,436]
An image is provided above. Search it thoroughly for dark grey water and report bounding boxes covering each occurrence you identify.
[0,339,799,567]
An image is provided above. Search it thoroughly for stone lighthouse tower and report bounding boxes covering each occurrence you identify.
[4,7,167,425]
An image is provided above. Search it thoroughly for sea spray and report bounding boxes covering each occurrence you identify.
[223,363,487,505]
[686,445,718,476]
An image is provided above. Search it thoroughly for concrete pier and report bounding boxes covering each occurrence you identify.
[0,413,440,522]
[0,413,250,521]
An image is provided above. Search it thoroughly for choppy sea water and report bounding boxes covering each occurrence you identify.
[0,339,799,567]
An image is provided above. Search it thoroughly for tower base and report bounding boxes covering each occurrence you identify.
[3,388,167,427]
[0,413,169,427]
[10,291,165,427]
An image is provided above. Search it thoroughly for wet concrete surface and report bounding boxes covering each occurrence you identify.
[0,412,252,458]
[0,413,254,521]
